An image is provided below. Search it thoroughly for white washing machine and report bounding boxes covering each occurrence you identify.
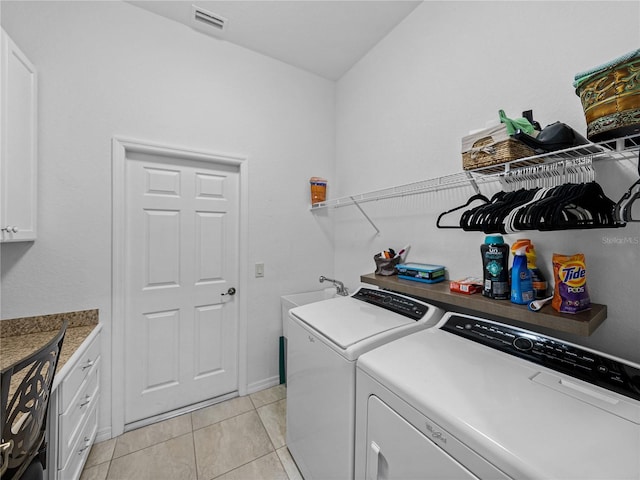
[355,312,640,480]
[286,287,444,480]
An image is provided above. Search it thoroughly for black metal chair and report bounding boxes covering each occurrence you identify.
[1,320,67,480]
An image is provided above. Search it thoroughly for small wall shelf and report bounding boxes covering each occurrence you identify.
[312,133,640,211]
[361,273,607,336]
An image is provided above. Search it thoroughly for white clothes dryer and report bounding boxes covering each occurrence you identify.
[355,312,640,480]
[286,287,444,480]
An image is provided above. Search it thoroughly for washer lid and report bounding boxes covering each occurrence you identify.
[290,293,429,351]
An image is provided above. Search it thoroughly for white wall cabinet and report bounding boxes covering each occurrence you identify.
[1,28,37,242]
[47,329,101,480]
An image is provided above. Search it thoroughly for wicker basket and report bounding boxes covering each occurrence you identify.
[462,124,537,173]
[574,49,640,141]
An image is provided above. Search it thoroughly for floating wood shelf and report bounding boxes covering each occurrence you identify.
[361,273,607,337]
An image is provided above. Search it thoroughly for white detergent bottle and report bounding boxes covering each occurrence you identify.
[511,246,534,304]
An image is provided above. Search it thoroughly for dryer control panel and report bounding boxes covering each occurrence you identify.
[352,288,429,320]
[442,315,640,401]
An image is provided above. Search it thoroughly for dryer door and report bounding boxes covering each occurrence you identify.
[366,396,478,480]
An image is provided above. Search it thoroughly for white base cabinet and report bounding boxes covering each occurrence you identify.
[1,28,38,242]
[47,330,101,480]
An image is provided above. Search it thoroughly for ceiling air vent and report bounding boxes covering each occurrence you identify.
[191,5,227,36]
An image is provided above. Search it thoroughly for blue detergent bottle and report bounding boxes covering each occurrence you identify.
[511,246,534,304]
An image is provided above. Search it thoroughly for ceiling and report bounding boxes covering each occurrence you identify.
[127,1,422,80]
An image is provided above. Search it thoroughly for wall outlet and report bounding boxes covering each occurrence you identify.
[255,262,264,278]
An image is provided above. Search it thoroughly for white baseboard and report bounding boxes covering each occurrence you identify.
[247,375,281,394]
[95,426,112,443]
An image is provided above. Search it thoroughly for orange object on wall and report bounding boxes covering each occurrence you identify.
[310,177,327,204]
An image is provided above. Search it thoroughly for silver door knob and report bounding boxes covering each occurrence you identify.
[221,287,236,296]
[2,226,18,233]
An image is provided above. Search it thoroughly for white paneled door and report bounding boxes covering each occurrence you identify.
[124,151,240,425]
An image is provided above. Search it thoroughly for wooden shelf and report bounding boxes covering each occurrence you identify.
[361,273,607,337]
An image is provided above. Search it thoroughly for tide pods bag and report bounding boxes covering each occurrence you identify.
[552,253,591,314]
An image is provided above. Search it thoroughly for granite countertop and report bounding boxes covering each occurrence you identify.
[0,310,100,396]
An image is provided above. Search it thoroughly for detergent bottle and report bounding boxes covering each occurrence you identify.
[511,239,548,300]
[511,245,534,304]
[481,235,510,300]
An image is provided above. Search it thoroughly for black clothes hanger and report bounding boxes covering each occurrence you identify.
[614,149,640,223]
[541,182,619,230]
[462,189,538,233]
[460,192,505,231]
[504,187,553,233]
[621,183,640,222]
[520,184,578,230]
[436,193,490,229]
[459,181,621,233]
[460,192,507,231]
[489,189,540,233]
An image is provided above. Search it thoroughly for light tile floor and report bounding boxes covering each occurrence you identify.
[80,385,302,480]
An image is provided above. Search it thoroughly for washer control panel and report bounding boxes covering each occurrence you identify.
[352,288,429,320]
[441,315,640,401]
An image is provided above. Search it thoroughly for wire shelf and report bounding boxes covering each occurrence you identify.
[311,132,640,210]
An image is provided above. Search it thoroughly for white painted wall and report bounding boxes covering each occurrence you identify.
[0,0,335,437]
[335,1,640,363]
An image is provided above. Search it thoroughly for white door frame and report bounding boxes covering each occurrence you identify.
[111,136,249,437]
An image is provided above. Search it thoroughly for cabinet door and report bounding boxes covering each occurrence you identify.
[1,29,37,242]
[366,396,479,480]
[46,330,101,480]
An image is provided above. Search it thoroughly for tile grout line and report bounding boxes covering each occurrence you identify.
[253,393,292,479]
[104,458,113,480]
[202,418,273,480]
[205,391,289,479]
[195,392,281,480]
[275,448,295,480]
[192,405,256,433]
[107,403,256,466]
[82,388,288,479]
[189,413,201,480]
[208,451,286,480]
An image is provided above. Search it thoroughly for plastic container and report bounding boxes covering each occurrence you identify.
[481,235,509,300]
[310,177,327,204]
[396,263,446,284]
[511,239,548,299]
[511,246,534,304]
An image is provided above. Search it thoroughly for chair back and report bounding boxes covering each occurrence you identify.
[0,320,67,479]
